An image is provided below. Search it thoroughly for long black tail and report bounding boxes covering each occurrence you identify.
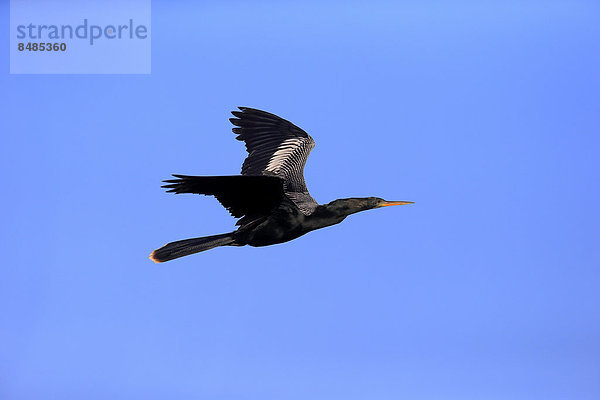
[150,233,237,263]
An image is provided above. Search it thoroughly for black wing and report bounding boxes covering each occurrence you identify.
[230,107,318,215]
[162,175,285,219]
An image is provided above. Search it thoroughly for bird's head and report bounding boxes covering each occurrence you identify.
[325,197,414,217]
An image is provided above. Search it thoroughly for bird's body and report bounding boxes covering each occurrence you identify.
[238,201,310,247]
[236,199,347,247]
[150,108,412,263]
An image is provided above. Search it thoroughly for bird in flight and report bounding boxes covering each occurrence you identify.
[150,107,413,263]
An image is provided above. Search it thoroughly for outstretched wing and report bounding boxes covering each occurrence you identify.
[230,107,318,215]
[162,175,285,219]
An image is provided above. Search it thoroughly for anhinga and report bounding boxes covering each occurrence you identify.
[150,107,413,263]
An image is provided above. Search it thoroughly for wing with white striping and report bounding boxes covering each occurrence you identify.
[230,107,318,215]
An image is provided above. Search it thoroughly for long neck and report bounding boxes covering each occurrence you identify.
[303,204,349,231]
[304,198,373,230]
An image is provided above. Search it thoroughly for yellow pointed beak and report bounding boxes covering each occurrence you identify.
[379,200,414,207]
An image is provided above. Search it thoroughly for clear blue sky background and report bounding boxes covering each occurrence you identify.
[2,1,599,399]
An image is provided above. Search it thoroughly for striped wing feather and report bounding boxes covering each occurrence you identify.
[230,107,318,215]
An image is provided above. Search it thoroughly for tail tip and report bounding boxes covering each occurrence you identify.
[149,250,163,264]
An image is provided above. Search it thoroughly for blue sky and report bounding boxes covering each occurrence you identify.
[1,1,599,399]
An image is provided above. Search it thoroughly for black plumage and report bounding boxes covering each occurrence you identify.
[150,107,412,263]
